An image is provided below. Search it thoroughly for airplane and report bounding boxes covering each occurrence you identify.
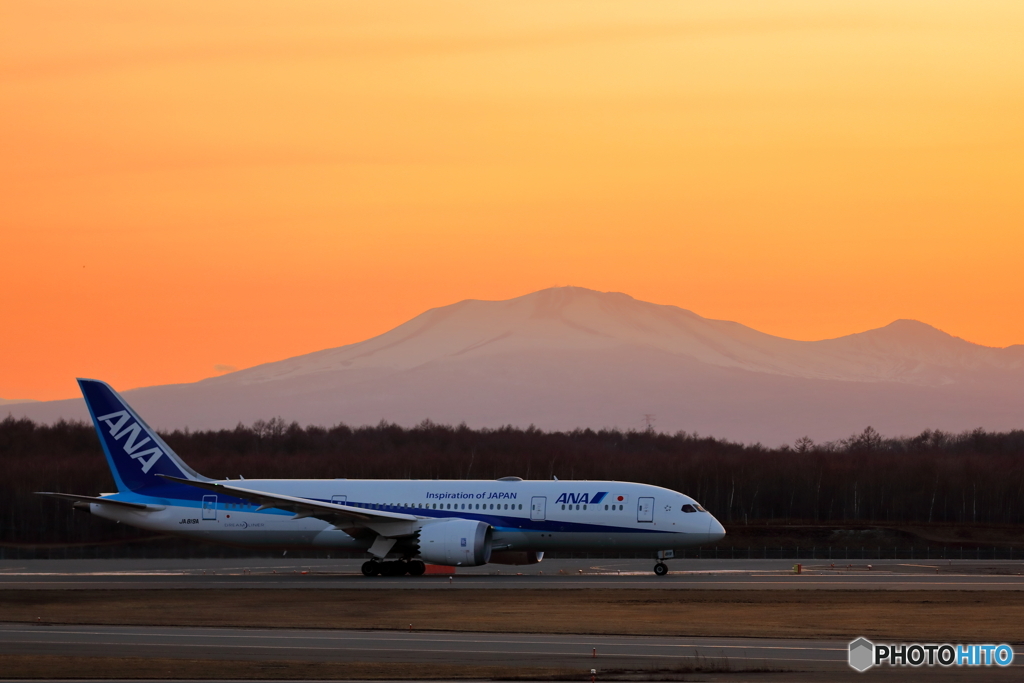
[38,379,726,576]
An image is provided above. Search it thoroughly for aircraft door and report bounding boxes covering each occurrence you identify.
[202,495,218,521]
[531,496,546,521]
[637,497,654,523]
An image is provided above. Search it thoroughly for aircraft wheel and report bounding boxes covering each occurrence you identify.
[653,562,669,576]
[381,560,405,576]
[407,560,426,576]
[361,561,381,577]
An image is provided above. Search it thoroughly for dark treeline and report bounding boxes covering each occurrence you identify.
[3,415,1024,545]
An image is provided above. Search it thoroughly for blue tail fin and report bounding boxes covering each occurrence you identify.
[78,379,205,492]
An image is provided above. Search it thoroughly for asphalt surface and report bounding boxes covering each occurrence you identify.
[3,558,1024,589]
[0,622,850,670]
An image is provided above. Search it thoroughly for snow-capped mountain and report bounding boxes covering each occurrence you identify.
[9,287,1023,444]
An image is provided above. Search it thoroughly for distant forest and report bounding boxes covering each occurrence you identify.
[3,415,1024,545]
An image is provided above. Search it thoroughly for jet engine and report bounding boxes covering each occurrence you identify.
[417,519,493,566]
[489,550,544,565]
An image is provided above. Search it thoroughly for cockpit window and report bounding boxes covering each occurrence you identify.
[681,504,696,513]
[694,503,707,512]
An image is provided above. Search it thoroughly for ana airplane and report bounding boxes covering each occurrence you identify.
[40,379,726,576]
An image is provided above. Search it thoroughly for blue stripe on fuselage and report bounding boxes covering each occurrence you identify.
[101,490,673,535]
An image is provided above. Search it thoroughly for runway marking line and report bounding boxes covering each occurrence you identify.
[0,626,847,653]
[0,639,844,665]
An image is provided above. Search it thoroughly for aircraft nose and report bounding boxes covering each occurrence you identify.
[709,516,726,542]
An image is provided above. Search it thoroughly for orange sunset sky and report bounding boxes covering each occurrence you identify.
[2,1,1023,401]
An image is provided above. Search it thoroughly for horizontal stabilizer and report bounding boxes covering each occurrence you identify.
[35,492,153,510]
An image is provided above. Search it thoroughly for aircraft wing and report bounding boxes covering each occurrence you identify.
[35,492,156,510]
[156,475,420,531]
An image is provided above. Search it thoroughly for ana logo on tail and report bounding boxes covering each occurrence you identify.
[96,410,165,473]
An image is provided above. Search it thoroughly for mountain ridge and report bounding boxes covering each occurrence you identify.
[204,287,1022,387]
[7,287,1023,444]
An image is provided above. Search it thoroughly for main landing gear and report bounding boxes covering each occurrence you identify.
[361,559,427,577]
[653,562,669,576]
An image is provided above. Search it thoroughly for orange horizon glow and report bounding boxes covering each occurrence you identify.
[2,1,1023,401]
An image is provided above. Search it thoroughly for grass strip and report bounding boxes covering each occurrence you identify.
[2,589,1024,642]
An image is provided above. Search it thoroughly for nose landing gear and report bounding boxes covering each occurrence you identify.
[653,562,669,576]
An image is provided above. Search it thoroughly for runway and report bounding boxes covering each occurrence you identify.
[3,558,1024,589]
[0,622,850,670]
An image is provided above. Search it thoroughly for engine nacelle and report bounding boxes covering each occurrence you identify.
[489,550,544,566]
[417,519,493,566]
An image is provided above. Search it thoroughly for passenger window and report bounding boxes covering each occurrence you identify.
[562,504,566,510]
[583,505,587,510]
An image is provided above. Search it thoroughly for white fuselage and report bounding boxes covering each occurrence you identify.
[93,478,726,556]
